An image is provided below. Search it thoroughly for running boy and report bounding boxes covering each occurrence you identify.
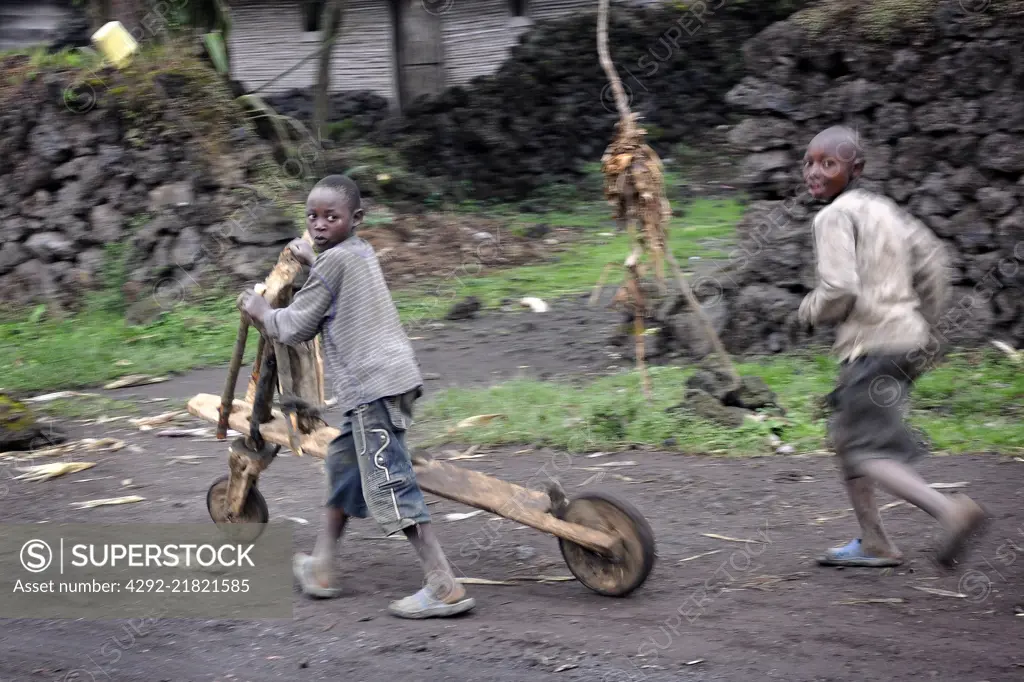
[239,175,475,618]
[798,126,989,569]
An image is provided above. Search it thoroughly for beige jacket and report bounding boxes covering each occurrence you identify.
[798,188,951,362]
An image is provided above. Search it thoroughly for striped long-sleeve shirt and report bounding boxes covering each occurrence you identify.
[798,188,952,362]
[262,236,422,415]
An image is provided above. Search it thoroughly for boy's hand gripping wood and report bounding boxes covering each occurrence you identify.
[216,233,325,512]
[244,232,326,413]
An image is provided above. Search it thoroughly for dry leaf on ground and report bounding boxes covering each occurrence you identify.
[834,598,905,606]
[444,510,485,522]
[156,428,212,438]
[131,411,187,430]
[104,375,169,390]
[24,391,101,403]
[912,586,967,598]
[167,455,212,465]
[70,495,145,509]
[8,438,124,461]
[456,576,573,586]
[15,462,96,482]
[83,438,125,452]
[456,414,507,429]
[456,577,516,586]
[701,533,767,544]
[679,550,723,563]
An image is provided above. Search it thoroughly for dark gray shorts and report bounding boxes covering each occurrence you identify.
[827,354,927,480]
[323,388,430,535]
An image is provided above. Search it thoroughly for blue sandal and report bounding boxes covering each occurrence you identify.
[817,538,903,568]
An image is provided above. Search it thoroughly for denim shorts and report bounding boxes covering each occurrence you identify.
[826,354,927,481]
[323,388,431,536]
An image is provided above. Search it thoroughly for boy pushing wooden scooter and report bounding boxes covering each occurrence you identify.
[188,178,655,617]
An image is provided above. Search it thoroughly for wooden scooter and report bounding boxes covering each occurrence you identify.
[186,238,656,597]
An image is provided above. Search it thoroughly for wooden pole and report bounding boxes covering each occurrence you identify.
[217,313,250,439]
[312,0,345,145]
[245,334,266,405]
[665,251,740,391]
[588,262,615,307]
[624,249,653,403]
[596,0,631,124]
[633,312,652,401]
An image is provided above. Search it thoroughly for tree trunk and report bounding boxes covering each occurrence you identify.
[88,0,113,30]
[214,0,232,63]
[313,0,344,145]
[107,0,146,36]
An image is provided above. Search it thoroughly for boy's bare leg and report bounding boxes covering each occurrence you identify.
[847,476,901,559]
[403,522,466,602]
[388,522,475,619]
[859,459,954,521]
[294,508,348,598]
[309,507,348,587]
[859,458,989,566]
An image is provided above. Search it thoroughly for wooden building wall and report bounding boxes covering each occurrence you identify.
[228,0,396,98]
[0,0,74,51]
[527,0,600,21]
[439,0,611,87]
[438,0,527,87]
[228,0,628,102]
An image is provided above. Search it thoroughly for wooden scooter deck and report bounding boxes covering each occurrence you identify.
[187,393,618,554]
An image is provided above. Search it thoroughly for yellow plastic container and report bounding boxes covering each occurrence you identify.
[91,21,139,69]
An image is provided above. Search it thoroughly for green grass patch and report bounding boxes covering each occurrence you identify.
[416,350,1024,456]
[0,298,258,394]
[393,197,742,322]
[1,46,103,86]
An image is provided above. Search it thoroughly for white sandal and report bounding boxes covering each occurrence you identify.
[388,586,475,619]
[293,553,343,599]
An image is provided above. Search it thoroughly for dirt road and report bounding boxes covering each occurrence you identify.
[3,304,1023,682]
